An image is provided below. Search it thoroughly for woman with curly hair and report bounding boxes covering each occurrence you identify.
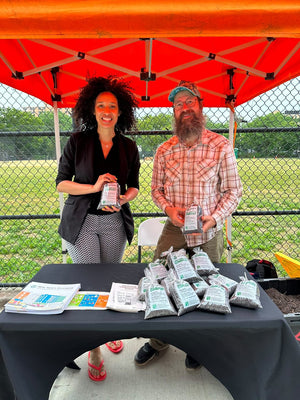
[56,76,140,381]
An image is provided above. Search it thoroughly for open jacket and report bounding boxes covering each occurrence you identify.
[56,129,140,245]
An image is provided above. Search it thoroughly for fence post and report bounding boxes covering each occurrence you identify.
[53,102,67,263]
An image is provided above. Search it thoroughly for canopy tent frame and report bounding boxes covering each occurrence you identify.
[52,102,68,263]
[1,36,300,108]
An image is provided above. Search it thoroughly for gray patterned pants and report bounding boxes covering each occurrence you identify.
[66,213,127,264]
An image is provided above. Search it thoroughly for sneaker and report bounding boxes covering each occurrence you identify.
[185,354,201,370]
[134,343,159,366]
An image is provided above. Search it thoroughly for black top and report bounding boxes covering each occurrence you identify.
[88,134,128,214]
[56,129,140,244]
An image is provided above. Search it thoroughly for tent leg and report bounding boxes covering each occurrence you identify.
[226,107,235,263]
[53,102,67,263]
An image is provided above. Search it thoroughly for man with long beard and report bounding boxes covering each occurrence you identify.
[134,80,243,369]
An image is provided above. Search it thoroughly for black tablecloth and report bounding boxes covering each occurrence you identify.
[1,263,300,400]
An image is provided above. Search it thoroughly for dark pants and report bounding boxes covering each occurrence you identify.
[154,218,224,263]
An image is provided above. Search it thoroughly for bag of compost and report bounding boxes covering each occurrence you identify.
[144,282,177,320]
[97,182,121,209]
[167,249,201,283]
[192,278,210,297]
[182,203,202,234]
[169,278,200,316]
[230,274,262,309]
[208,273,238,296]
[191,247,219,276]
[198,284,232,314]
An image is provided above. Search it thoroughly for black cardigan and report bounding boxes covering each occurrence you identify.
[56,129,140,245]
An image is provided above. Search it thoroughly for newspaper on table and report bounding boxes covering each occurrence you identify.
[67,291,110,310]
[106,282,146,313]
[4,281,81,315]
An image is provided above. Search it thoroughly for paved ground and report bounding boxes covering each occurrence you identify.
[49,338,233,400]
[1,289,233,400]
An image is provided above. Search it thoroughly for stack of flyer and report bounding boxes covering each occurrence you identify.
[106,282,146,313]
[4,281,81,315]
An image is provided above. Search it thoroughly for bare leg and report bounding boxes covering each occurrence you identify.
[88,346,106,380]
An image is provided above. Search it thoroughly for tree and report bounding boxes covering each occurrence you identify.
[0,108,45,159]
[136,113,173,157]
[38,110,73,132]
[0,108,73,160]
[236,112,299,158]
[0,107,43,132]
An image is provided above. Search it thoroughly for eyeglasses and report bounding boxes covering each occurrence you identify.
[173,97,198,110]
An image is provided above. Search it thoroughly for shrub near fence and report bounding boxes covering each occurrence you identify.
[0,78,299,284]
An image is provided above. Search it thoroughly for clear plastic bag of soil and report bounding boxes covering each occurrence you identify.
[167,249,201,283]
[144,281,177,320]
[230,274,262,309]
[144,260,168,283]
[191,247,219,276]
[169,278,200,316]
[97,182,121,209]
[137,276,152,301]
[198,284,232,314]
[182,203,202,234]
[160,269,177,297]
[158,246,174,267]
[191,277,210,297]
[208,273,238,296]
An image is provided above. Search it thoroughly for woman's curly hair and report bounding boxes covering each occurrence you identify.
[73,76,138,133]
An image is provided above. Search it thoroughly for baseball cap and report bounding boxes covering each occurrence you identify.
[168,80,202,103]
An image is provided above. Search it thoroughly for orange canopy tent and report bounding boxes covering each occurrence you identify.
[0,0,300,108]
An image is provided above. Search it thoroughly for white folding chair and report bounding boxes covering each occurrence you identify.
[137,217,167,262]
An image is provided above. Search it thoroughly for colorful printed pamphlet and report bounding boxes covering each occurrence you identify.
[67,291,109,310]
[5,281,81,315]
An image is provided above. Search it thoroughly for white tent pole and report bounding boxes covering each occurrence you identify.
[53,102,67,263]
[227,106,235,263]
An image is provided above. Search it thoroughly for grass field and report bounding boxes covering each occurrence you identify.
[1,158,299,283]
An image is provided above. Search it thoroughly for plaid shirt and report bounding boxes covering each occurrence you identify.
[151,129,242,246]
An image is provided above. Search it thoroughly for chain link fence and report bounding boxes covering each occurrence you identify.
[0,78,299,284]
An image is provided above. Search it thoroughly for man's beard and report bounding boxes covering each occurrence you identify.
[173,110,205,143]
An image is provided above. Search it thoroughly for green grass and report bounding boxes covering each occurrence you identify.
[0,158,299,283]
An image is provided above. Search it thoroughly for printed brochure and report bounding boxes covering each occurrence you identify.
[67,291,109,310]
[4,281,81,315]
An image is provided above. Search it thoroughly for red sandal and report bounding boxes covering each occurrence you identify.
[88,351,107,381]
[105,340,124,353]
